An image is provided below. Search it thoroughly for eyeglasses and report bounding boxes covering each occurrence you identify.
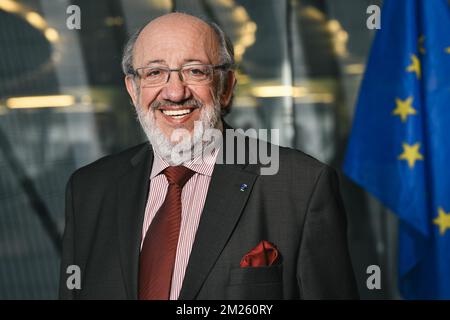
[130,63,231,87]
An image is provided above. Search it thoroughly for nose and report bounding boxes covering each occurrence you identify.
[159,71,191,102]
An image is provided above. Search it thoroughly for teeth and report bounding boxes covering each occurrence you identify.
[162,109,192,116]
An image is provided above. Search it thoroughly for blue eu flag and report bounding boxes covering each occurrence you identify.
[344,0,450,299]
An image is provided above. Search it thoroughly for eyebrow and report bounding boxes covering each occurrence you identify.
[183,59,207,64]
[143,58,208,66]
[144,59,166,66]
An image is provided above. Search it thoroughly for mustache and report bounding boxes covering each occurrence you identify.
[150,99,204,110]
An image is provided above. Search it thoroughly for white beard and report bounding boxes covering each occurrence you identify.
[135,97,222,165]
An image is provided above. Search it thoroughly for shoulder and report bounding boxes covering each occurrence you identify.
[247,137,338,194]
[69,142,150,187]
[244,134,332,177]
[227,128,327,173]
[278,145,328,173]
[225,126,336,186]
[277,145,336,187]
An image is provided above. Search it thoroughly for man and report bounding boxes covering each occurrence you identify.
[59,12,358,299]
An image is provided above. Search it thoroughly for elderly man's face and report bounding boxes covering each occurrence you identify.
[126,14,233,141]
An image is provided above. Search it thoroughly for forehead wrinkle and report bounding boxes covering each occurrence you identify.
[133,14,221,67]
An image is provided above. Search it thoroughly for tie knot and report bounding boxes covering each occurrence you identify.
[163,166,195,188]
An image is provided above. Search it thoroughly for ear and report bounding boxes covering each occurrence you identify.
[220,70,236,107]
[125,75,139,107]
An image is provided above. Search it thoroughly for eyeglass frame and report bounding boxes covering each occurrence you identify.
[127,63,233,87]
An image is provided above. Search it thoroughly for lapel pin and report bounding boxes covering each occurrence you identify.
[240,183,248,192]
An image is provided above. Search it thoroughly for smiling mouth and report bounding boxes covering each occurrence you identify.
[160,108,195,119]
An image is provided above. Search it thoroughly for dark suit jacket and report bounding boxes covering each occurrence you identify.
[59,127,358,300]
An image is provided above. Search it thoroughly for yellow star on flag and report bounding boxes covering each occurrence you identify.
[445,47,450,54]
[392,96,416,122]
[406,54,421,79]
[433,207,450,236]
[398,142,424,169]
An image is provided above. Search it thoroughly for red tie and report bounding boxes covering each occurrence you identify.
[139,166,195,300]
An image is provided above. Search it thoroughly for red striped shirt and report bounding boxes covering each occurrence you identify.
[141,148,219,300]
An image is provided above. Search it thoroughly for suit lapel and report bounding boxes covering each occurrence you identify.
[116,143,153,299]
[115,125,260,300]
[178,129,259,300]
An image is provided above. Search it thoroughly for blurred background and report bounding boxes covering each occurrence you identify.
[0,0,396,299]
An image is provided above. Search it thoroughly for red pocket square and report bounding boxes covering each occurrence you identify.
[240,240,279,268]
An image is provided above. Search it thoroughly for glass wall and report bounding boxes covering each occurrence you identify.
[0,0,395,299]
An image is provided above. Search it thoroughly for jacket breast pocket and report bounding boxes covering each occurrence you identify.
[226,264,283,300]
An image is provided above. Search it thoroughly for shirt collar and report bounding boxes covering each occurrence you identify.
[150,145,220,179]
